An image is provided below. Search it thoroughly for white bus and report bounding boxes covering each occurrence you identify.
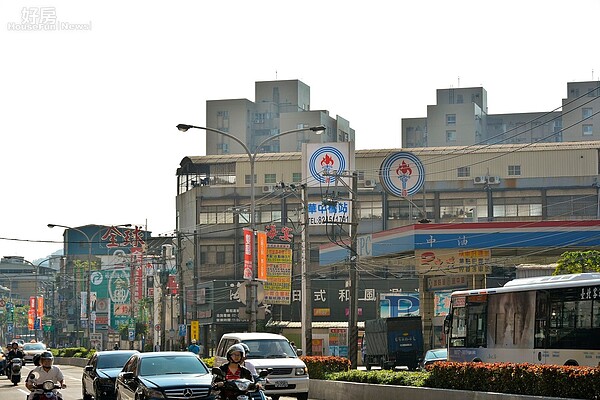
[445,273,600,366]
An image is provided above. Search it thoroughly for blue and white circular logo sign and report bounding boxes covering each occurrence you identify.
[309,146,347,185]
[379,151,425,197]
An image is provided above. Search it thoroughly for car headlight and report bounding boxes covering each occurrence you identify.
[295,367,307,376]
[143,387,166,398]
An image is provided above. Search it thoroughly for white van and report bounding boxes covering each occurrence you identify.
[215,332,309,400]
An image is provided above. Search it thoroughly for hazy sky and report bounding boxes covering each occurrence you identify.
[1,1,599,263]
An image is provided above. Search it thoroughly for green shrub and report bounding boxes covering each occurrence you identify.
[329,369,429,387]
[425,362,600,398]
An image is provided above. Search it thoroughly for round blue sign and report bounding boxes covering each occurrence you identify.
[379,152,425,197]
[308,146,347,185]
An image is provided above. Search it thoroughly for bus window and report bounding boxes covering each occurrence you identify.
[466,302,487,348]
[449,307,466,347]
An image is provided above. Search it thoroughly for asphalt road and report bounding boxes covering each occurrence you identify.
[0,364,305,400]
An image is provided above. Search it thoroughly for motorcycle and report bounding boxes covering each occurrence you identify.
[211,367,270,400]
[6,357,23,386]
[29,380,63,400]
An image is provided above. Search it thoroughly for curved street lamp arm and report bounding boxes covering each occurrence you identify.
[48,224,91,242]
[252,125,325,162]
[176,124,252,160]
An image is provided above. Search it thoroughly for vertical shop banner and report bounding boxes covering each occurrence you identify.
[36,296,44,318]
[28,296,36,330]
[243,228,253,280]
[131,248,144,302]
[28,308,35,330]
[263,244,292,305]
[257,231,267,281]
[191,320,199,341]
[81,291,88,320]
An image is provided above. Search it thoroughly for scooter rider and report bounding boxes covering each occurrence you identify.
[214,344,253,398]
[26,351,66,400]
[7,342,24,361]
[6,342,24,375]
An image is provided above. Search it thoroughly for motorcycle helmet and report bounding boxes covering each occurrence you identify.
[240,343,250,357]
[226,344,245,363]
[33,353,41,366]
[40,351,54,364]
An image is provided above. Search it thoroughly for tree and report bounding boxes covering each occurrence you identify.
[554,250,600,275]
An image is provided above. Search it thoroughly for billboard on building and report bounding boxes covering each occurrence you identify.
[302,142,355,188]
[416,249,492,275]
[379,151,425,197]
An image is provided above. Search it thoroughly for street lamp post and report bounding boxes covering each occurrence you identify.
[48,223,131,348]
[177,123,325,331]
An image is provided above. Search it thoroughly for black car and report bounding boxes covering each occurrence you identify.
[115,351,214,400]
[82,350,139,400]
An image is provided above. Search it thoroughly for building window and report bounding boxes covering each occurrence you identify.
[456,94,463,104]
[199,206,234,224]
[457,166,470,177]
[264,174,276,184]
[217,142,229,153]
[548,195,596,218]
[359,200,383,219]
[583,108,593,120]
[200,245,234,265]
[446,130,457,142]
[508,165,521,176]
[292,172,302,183]
[446,114,456,125]
[244,175,257,184]
[259,210,282,224]
[583,124,593,136]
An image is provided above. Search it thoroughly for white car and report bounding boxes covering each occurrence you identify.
[215,332,309,400]
[22,342,47,365]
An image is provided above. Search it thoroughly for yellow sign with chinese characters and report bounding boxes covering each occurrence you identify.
[191,320,199,341]
[416,249,491,275]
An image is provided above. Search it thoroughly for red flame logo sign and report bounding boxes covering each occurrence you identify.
[396,160,412,176]
[321,153,335,167]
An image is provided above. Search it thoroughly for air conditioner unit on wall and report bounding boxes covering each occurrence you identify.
[487,176,501,185]
[473,176,486,184]
[262,185,274,193]
[364,179,376,187]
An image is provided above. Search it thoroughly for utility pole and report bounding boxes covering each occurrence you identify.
[177,232,185,350]
[160,248,168,351]
[301,184,313,356]
[322,170,359,368]
[348,171,359,369]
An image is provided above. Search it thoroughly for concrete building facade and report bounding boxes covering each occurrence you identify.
[205,79,354,155]
[175,139,600,353]
[402,81,600,147]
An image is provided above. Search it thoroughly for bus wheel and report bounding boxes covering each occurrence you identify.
[564,360,578,366]
[472,358,483,363]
